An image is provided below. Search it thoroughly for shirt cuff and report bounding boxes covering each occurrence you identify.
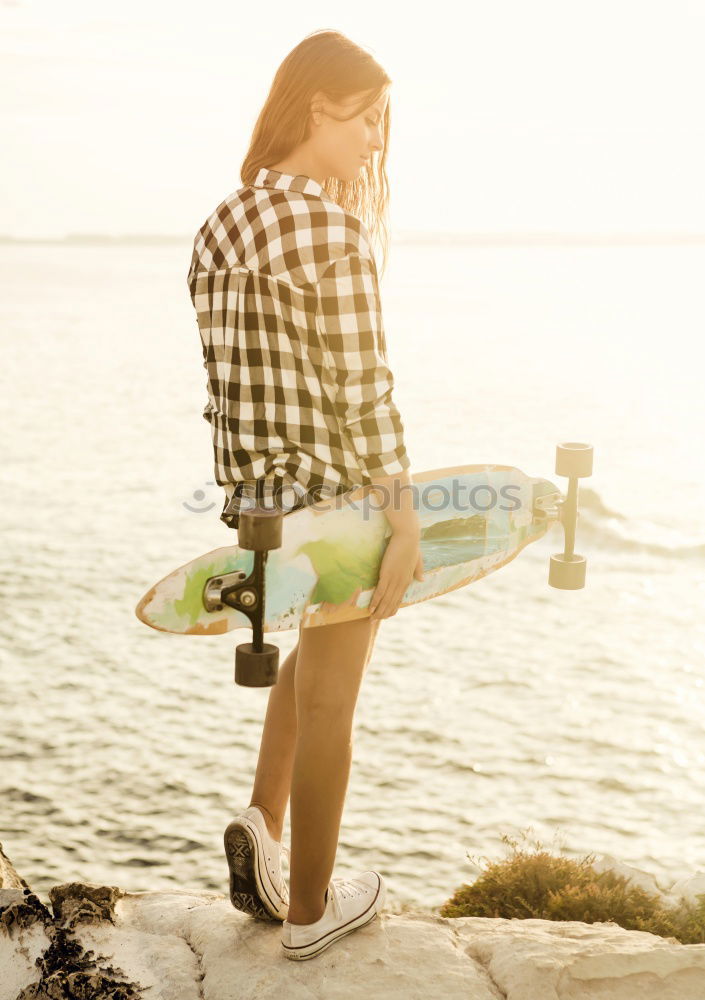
[359,447,411,479]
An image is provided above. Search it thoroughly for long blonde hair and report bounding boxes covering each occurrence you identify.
[241,30,392,277]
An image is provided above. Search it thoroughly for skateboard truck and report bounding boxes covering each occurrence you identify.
[204,503,284,688]
[547,441,593,590]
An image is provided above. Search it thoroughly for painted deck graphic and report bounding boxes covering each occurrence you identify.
[136,464,562,635]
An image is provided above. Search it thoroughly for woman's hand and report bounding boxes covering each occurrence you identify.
[369,530,425,621]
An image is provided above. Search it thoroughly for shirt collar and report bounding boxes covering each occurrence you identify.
[253,167,327,199]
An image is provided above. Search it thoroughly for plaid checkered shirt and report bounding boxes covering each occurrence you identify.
[187,168,411,507]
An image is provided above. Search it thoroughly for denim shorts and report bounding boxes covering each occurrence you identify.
[220,476,356,530]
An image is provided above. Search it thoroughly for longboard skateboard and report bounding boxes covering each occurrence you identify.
[136,447,592,641]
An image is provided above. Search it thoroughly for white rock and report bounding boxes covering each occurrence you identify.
[60,888,705,1000]
[669,872,705,905]
[455,915,705,1000]
[3,873,705,999]
[591,853,668,900]
[593,853,705,909]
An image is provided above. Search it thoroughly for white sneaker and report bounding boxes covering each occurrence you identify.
[281,871,386,961]
[224,806,290,921]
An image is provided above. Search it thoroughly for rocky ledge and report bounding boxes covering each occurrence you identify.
[2,842,705,1000]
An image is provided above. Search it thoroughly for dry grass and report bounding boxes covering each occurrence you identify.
[438,830,705,944]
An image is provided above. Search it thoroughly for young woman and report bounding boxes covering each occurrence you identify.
[187,29,424,961]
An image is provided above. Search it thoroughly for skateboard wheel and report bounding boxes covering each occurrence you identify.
[237,508,284,551]
[235,642,280,687]
[555,442,593,479]
[548,553,586,590]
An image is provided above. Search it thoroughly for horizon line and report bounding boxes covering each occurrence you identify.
[1,230,705,247]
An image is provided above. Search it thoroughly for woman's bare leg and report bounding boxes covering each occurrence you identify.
[248,638,300,841]
[249,619,380,844]
[287,617,380,924]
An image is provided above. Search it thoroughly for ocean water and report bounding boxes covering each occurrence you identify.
[1,238,703,910]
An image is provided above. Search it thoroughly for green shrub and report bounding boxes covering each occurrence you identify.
[439,830,705,944]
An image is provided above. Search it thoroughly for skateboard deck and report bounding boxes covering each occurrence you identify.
[135,464,564,636]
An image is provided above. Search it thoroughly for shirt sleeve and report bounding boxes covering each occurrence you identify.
[186,252,216,424]
[314,251,411,479]
[187,244,200,306]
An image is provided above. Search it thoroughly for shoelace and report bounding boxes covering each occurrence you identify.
[326,877,371,922]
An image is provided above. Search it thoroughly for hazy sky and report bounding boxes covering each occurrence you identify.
[2,0,704,238]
